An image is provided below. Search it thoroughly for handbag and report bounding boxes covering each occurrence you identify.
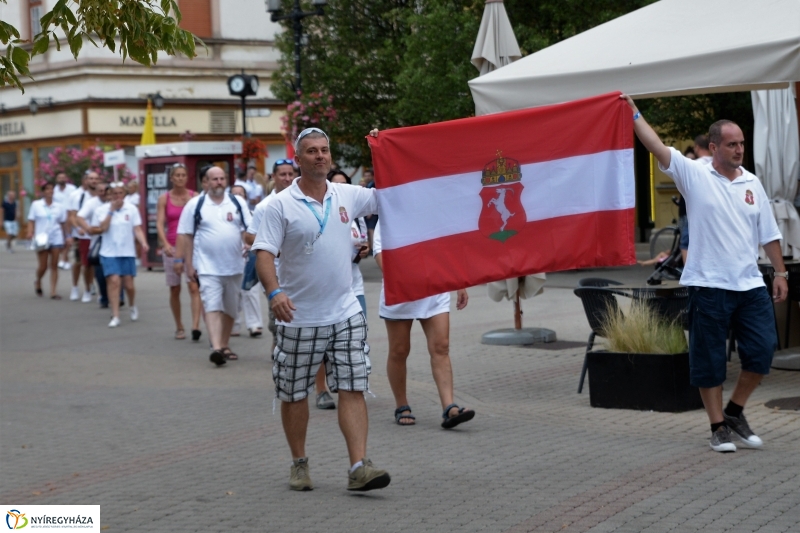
[89,237,102,266]
[33,232,49,251]
[241,250,258,291]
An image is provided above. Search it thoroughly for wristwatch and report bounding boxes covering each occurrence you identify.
[773,271,789,279]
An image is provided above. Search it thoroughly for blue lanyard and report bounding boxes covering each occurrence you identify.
[302,196,331,245]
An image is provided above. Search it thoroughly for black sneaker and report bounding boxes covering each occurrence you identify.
[709,425,736,453]
[724,413,763,448]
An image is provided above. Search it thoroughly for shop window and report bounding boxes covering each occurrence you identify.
[0,151,18,168]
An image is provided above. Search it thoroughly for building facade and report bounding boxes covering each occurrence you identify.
[0,0,290,231]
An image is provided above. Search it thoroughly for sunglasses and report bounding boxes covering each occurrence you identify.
[294,127,329,150]
[109,182,125,189]
[172,163,187,168]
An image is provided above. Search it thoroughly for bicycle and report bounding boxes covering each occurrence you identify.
[646,196,684,285]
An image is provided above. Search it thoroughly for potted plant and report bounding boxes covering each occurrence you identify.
[587,302,703,412]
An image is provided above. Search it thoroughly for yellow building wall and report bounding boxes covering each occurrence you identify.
[652,139,694,230]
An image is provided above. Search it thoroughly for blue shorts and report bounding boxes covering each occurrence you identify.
[678,216,689,251]
[687,286,776,388]
[100,256,137,277]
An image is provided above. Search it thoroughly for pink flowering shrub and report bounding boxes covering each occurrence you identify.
[34,145,136,197]
[280,92,337,145]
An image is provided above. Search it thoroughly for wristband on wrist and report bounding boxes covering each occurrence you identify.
[773,271,788,279]
[633,111,641,121]
[173,258,184,263]
[268,288,283,301]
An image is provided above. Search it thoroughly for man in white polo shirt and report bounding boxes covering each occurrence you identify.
[253,128,390,493]
[176,166,251,366]
[623,94,788,454]
[67,171,98,302]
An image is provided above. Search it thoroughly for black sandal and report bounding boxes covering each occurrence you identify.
[394,405,416,426]
[221,347,238,360]
[441,403,475,429]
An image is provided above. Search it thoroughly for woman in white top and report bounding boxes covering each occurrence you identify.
[373,220,475,429]
[27,182,68,299]
[90,182,149,328]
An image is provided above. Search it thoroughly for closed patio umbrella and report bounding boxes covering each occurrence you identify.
[752,87,800,259]
[472,1,554,345]
[471,0,521,77]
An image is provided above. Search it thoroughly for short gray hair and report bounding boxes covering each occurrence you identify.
[294,127,329,151]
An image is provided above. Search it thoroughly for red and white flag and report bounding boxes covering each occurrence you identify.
[368,92,636,305]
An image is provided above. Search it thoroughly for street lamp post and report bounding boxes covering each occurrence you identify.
[266,0,327,93]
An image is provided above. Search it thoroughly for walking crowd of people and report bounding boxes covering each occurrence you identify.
[3,109,791,493]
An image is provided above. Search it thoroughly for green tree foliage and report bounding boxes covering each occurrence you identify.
[274,0,753,167]
[1,0,200,92]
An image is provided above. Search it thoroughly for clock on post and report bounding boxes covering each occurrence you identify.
[227,73,260,137]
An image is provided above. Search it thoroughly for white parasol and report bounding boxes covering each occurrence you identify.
[472,1,554,344]
[471,0,522,77]
[752,87,800,259]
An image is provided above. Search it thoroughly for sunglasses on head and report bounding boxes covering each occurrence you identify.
[109,182,125,189]
[294,127,329,150]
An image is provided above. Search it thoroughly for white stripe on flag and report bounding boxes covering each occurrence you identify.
[377,149,634,250]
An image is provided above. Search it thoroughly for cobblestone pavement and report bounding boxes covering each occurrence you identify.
[2,247,799,532]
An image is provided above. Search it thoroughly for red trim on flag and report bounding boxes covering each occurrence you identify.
[368,92,631,187]
[381,209,636,305]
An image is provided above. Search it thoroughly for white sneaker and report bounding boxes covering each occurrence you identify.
[60,261,71,270]
[70,286,80,301]
[81,291,92,303]
[108,316,120,328]
[130,306,139,321]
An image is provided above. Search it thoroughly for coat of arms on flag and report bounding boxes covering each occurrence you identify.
[479,151,525,242]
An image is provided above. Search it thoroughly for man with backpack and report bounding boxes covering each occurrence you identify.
[175,166,252,366]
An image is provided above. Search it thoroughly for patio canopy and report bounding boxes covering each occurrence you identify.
[469,0,800,114]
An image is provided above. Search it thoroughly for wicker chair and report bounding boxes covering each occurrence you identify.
[573,278,625,394]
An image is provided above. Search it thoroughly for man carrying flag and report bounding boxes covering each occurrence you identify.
[621,94,787,453]
[253,127,391,493]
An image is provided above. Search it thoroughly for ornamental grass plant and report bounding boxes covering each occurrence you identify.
[601,301,688,355]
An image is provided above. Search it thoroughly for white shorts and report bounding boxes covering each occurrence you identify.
[3,221,18,236]
[198,274,242,318]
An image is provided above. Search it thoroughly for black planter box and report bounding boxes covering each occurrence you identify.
[587,350,703,412]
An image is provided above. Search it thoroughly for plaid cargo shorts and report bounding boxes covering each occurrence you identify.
[272,312,369,402]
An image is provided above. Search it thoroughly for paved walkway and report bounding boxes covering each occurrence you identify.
[1,247,799,532]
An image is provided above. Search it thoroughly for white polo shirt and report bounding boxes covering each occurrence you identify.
[67,187,93,240]
[247,189,277,236]
[177,193,252,276]
[27,199,67,246]
[660,147,782,291]
[252,178,377,327]
[246,180,264,210]
[77,196,107,247]
[53,183,76,205]
[94,202,142,258]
